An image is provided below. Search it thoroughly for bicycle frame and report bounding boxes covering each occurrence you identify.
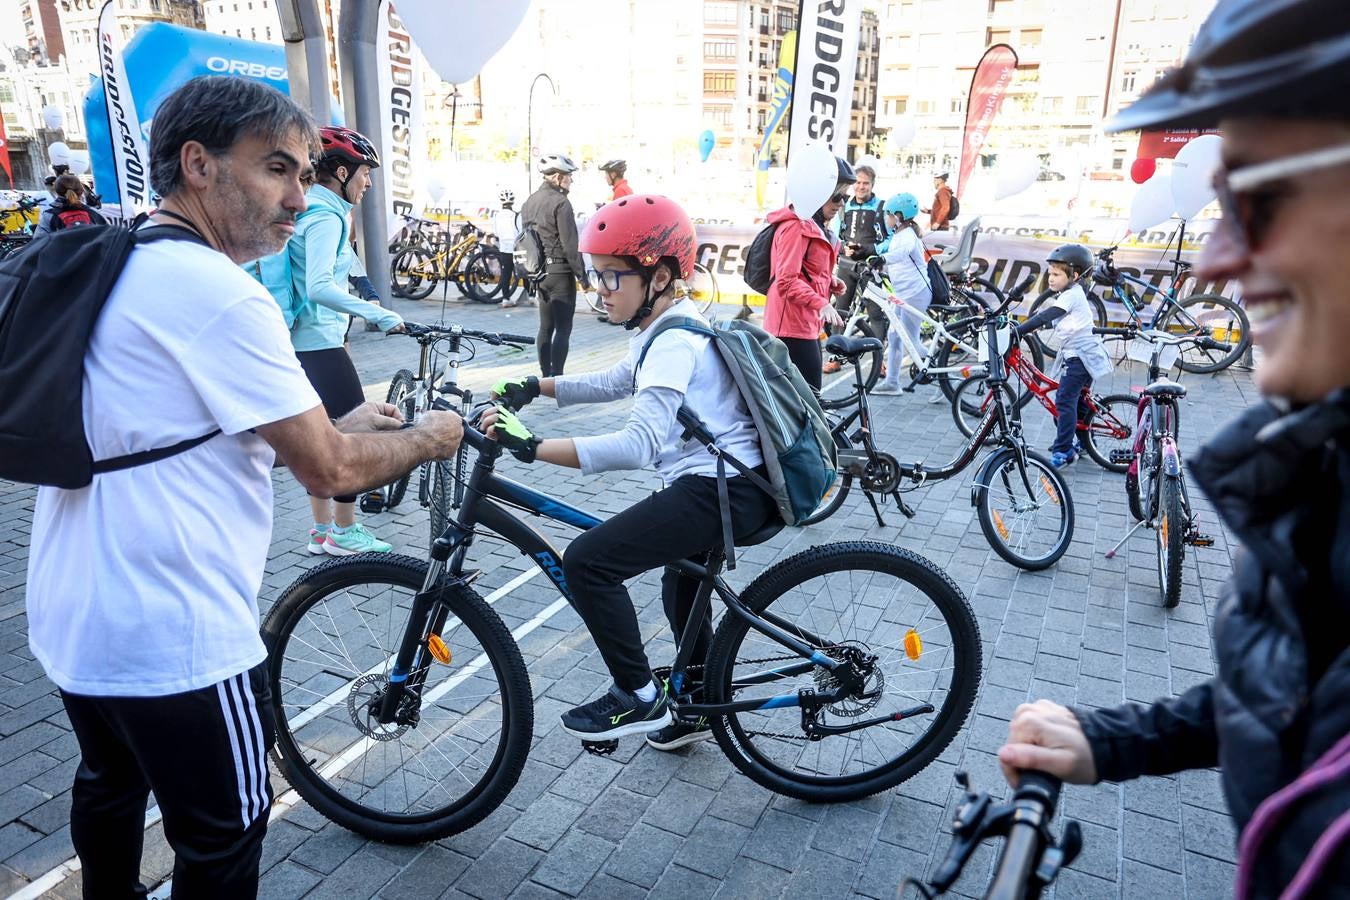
[859,280,984,379]
[1002,347,1130,441]
[373,428,896,728]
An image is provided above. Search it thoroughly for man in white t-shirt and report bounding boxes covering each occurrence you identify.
[495,188,522,307]
[25,76,463,898]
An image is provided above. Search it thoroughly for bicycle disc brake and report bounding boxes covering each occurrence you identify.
[813,643,883,717]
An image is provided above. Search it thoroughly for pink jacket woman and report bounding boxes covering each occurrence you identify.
[763,205,843,340]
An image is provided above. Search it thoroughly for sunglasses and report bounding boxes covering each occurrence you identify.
[827,192,849,205]
[1213,142,1350,251]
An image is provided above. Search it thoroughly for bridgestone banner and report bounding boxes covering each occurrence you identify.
[97,1,151,219]
[376,1,423,240]
[958,43,1018,196]
[787,1,863,160]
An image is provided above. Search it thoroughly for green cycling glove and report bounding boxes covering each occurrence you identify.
[491,375,540,410]
[491,405,542,463]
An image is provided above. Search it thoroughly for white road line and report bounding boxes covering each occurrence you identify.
[9,565,550,900]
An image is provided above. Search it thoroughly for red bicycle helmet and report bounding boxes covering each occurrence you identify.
[319,125,381,171]
[579,194,696,279]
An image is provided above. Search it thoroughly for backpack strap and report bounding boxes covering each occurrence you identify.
[674,406,775,571]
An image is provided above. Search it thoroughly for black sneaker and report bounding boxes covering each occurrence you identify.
[646,716,712,751]
[560,683,672,740]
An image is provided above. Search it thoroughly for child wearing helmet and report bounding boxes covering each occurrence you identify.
[1014,244,1112,467]
[871,192,931,395]
[482,194,778,751]
[288,125,407,555]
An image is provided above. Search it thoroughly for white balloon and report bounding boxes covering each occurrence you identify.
[1171,133,1223,220]
[890,114,917,151]
[396,0,531,84]
[427,173,449,203]
[47,141,71,168]
[68,149,90,175]
[41,105,64,131]
[993,151,1039,201]
[786,141,838,220]
[1129,174,1176,233]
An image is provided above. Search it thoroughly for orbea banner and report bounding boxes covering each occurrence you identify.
[957,44,1018,196]
[787,0,863,160]
[97,0,152,218]
[755,30,796,210]
[376,1,424,240]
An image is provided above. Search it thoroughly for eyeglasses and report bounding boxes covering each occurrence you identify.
[1213,142,1350,251]
[585,267,644,292]
[828,192,849,205]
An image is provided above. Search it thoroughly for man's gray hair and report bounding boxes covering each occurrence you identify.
[855,165,876,181]
[149,76,320,197]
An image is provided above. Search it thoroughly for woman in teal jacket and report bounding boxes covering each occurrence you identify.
[292,126,406,556]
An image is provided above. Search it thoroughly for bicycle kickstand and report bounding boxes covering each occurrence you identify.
[864,491,887,527]
[892,490,917,519]
[1104,520,1149,559]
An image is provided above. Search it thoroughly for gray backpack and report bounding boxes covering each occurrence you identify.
[637,316,837,564]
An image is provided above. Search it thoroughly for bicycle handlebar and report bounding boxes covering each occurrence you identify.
[1091,326,1231,352]
[985,772,1062,900]
[403,323,536,346]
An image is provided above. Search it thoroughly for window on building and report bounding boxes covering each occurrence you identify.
[1121,68,1138,93]
[704,2,736,25]
[1021,28,1042,47]
[704,105,732,128]
[703,40,735,60]
[150,0,161,9]
[986,27,1011,46]
[917,99,934,114]
[987,0,1014,11]
[265,25,272,39]
[250,26,256,39]
[0,84,14,103]
[758,110,767,129]
[1112,150,1126,170]
[703,72,735,95]
[1042,96,1062,114]
[776,9,794,32]
[1076,95,1099,115]
[949,97,965,113]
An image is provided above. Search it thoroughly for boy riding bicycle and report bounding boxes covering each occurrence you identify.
[1013,244,1112,467]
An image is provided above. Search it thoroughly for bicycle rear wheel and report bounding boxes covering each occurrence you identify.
[975,448,1074,570]
[799,428,854,526]
[462,247,503,303]
[820,322,882,411]
[1156,475,1185,608]
[1080,393,1137,474]
[391,248,439,301]
[933,330,1044,406]
[1159,293,1250,373]
[1023,288,1108,360]
[705,542,979,803]
[263,555,533,843]
[951,374,1019,438]
[384,370,418,509]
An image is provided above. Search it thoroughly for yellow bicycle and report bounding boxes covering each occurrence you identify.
[389,222,501,302]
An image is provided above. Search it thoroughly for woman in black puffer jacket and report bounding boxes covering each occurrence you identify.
[996,2,1350,897]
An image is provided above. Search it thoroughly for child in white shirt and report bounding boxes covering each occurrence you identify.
[872,193,932,394]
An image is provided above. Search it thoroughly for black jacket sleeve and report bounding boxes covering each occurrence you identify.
[1016,305,1066,336]
[1075,680,1220,782]
[555,199,586,279]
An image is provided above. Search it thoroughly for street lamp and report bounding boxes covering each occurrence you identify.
[527,72,557,192]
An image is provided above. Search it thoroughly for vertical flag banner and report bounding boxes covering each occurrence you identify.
[0,113,14,189]
[97,0,152,218]
[958,43,1018,196]
[756,30,797,210]
[786,1,863,163]
[377,1,423,239]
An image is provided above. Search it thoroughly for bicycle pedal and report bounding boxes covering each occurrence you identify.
[1186,533,1215,547]
[1109,450,1135,465]
[358,490,386,514]
[581,739,619,757]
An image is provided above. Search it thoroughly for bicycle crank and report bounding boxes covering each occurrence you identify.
[861,452,902,494]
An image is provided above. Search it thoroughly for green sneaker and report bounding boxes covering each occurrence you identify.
[306,526,330,555]
[323,523,393,556]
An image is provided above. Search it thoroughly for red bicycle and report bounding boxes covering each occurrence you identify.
[949,343,1137,473]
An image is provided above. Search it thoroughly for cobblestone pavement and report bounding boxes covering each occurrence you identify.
[0,288,1263,899]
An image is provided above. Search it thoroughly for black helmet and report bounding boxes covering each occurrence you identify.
[1107,0,1350,132]
[599,159,627,176]
[1046,243,1094,276]
[835,156,857,185]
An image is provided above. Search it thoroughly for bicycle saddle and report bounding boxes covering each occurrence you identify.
[824,334,883,357]
[1143,379,1187,399]
[736,521,784,547]
[938,216,982,276]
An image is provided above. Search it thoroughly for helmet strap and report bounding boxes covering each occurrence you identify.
[623,268,672,330]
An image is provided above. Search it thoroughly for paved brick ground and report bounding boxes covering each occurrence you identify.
[0,288,1260,899]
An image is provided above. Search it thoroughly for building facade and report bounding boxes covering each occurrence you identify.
[201,0,281,43]
[18,0,67,66]
[57,0,203,78]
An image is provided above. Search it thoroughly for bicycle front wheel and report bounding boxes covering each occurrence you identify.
[263,554,533,843]
[1157,475,1185,608]
[429,460,452,546]
[820,322,882,411]
[689,263,720,314]
[384,370,418,509]
[1081,393,1137,474]
[951,373,1019,438]
[1159,293,1250,373]
[391,248,439,301]
[462,247,503,303]
[705,542,979,803]
[975,448,1074,570]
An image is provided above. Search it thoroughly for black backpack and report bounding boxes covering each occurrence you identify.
[0,222,219,488]
[947,193,961,222]
[742,220,787,295]
[511,224,548,282]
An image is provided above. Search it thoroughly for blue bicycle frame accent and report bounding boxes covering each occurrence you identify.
[491,476,603,530]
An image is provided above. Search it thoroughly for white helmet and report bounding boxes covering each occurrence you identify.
[499,188,515,204]
[537,153,578,175]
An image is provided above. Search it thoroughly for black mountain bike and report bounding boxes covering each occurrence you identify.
[805,280,1075,572]
[1098,326,1221,608]
[263,405,981,843]
[901,770,1082,899]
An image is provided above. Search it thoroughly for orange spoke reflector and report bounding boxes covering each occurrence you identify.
[992,509,1010,541]
[1160,516,1169,547]
[1040,476,1060,505]
[427,634,452,665]
[904,629,923,661]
